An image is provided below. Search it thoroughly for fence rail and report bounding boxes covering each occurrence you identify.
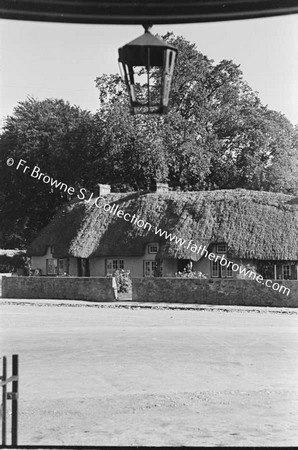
[0,355,19,446]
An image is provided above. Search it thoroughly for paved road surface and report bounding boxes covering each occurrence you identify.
[1,300,297,446]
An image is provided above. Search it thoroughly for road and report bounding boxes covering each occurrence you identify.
[1,300,298,446]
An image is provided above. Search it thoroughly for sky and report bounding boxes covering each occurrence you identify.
[0,14,298,129]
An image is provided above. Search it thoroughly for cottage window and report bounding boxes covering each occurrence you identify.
[226,265,233,277]
[46,258,58,275]
[58,259,64,270]
[217,244,227,253]
[282,264,291,280]
[106,259,124,275]
[148,243,159,254]
[211,260,220,277]
[144,260,159,277]
[212,261,232,278]
[221,266,233,278]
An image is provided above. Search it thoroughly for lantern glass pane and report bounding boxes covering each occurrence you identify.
[124,65,162,114]
[161,49,177,112]
[118,34,177,114]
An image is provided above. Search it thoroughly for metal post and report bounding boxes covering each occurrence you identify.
[1,356,7,446]
[11,354,18,446]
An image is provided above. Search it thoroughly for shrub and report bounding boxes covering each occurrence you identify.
[113,269,132,293]
[175,268,207,279]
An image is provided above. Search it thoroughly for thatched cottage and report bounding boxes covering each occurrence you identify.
[27,186,298,280]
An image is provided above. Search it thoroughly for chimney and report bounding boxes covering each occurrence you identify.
[98,184,111,196]
[155,182,169,193]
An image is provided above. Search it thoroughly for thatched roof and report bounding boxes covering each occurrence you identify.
[27,189,298,261]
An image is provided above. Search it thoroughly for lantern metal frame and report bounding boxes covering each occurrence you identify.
[118,26,177,115]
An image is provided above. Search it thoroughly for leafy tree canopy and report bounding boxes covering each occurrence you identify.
[95,32,298,193]
[0,97,99,247]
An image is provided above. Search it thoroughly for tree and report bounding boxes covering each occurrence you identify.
[95,33,298,194]
[0,97,98,247]
[260,113,298,194]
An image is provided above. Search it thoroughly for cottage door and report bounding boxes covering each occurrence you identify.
[177,259,192,273]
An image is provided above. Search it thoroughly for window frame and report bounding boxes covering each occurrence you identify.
[106,259,124,275]
[148,243,159,254]
[221,265,233,278]
[46,258,58,275]
[143,260,161,277]
[282,264,291,280]
[211,260,220,278]
[226,265,233,277]
[217,243,227,254]
[211,260,233,278]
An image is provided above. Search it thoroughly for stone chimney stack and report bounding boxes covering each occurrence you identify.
[155,182,169,193]
[98,184,111,196]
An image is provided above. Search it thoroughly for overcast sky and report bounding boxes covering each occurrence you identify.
[0,14,297,128]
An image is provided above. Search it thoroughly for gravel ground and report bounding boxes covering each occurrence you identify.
[1,299,298,447]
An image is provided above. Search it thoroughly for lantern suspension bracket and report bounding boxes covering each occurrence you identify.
[118,25,178,115]
[143,24,153,33]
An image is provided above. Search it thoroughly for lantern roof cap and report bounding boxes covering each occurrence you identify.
[122,30,177,50]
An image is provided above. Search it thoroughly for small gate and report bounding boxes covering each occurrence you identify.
[0,355,19,446]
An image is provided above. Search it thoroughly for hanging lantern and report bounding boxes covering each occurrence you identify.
[118,25,177,115]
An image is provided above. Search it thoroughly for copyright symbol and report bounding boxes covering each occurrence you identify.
[6,158,14,166]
